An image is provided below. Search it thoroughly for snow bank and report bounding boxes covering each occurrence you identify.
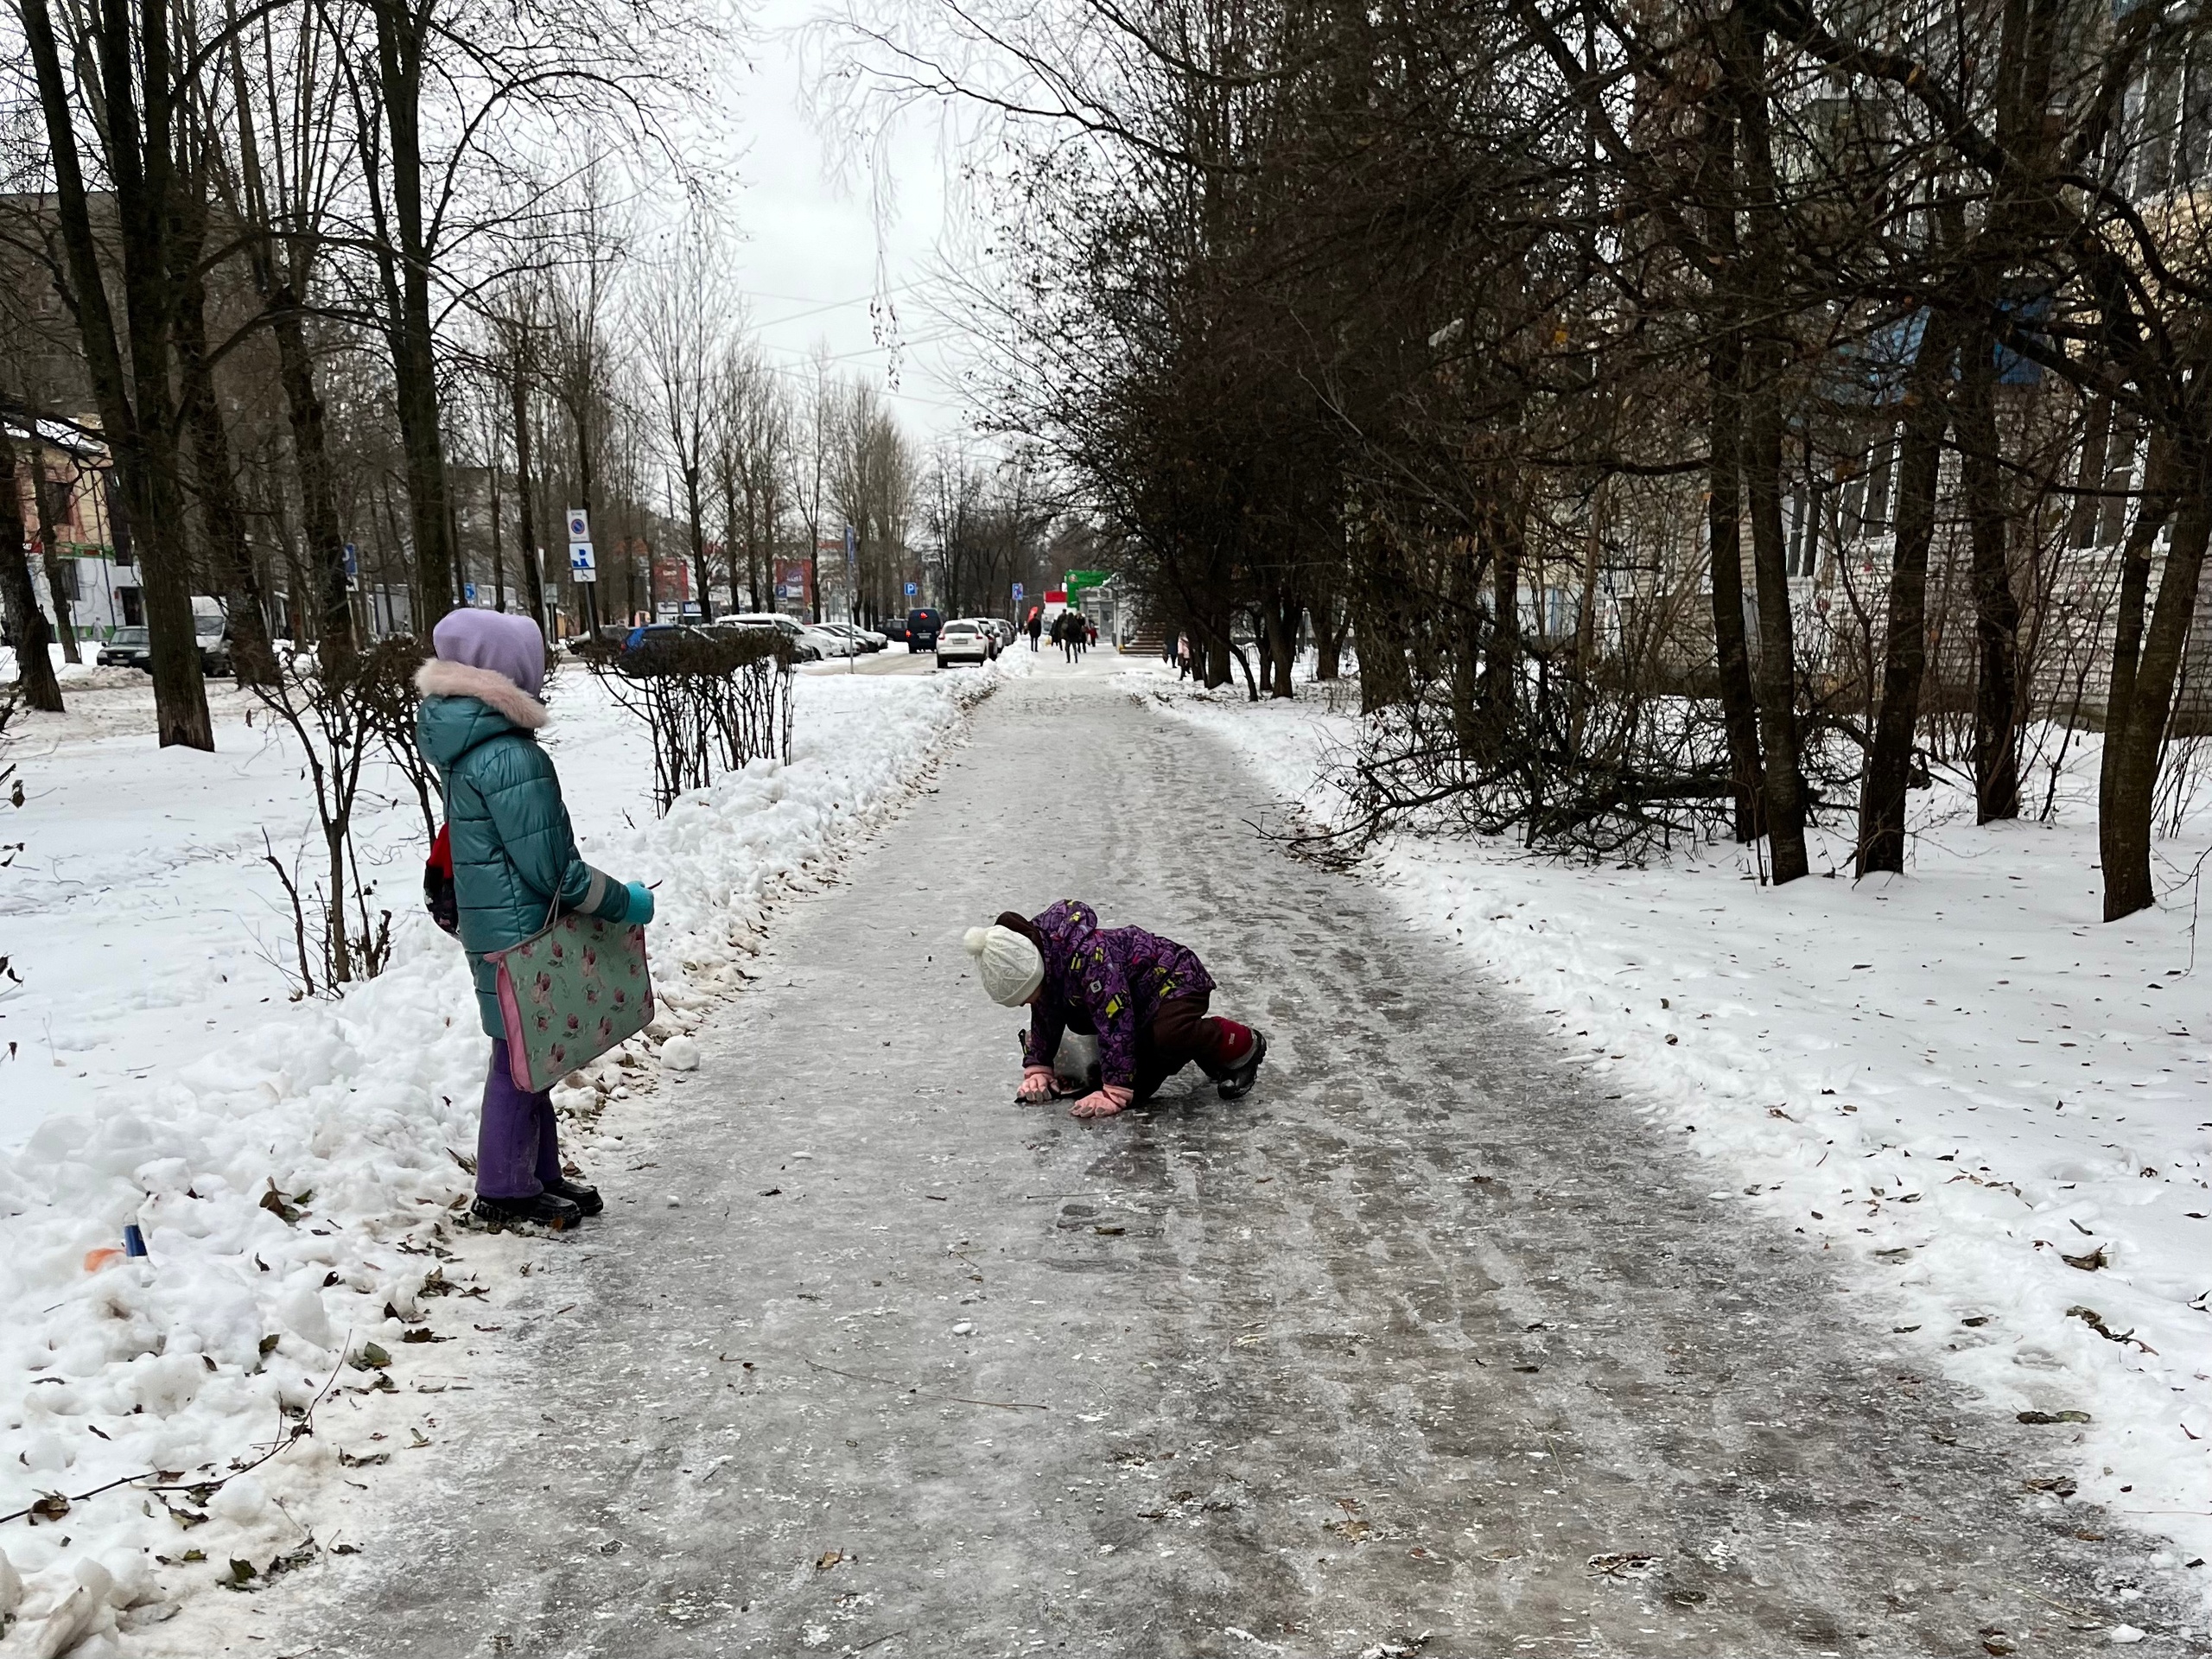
[1139,664,2212,1592]
[1,642,124,690]
[0,656,1010,1649]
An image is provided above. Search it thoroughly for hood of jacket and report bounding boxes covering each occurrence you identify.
[416,658,549,769]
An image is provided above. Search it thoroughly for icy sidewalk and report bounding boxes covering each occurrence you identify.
[1139,666,2212,1598]
[0,654,1019,1652]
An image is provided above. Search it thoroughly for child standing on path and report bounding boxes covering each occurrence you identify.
[963,900,1268,1117]
[416,610,655,1229]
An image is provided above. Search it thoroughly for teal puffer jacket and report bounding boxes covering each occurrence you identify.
[416,674,632,1036]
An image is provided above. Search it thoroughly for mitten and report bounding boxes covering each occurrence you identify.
[1016,1067,1057,1103]
[1071,1084,1135,1119]
[624,882,656,926]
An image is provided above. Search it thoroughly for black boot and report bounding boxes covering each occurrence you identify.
[543,1177,603,1217]
[1216,1029,1268,1100]
[472,1191,582,1231]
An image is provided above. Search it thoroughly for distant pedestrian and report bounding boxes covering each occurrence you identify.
[962,901,1268,1117]
[1084,619,1098,650]
[1027,607,1042,651]
[1053,612,1077,663]
[416,610,655,1230]
[1175,633,1193,681]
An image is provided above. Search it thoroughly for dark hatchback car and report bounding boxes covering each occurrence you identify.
[99,626,153,671]
[880,615,908,644]
[906,607,943,652]
[98,618,235,676]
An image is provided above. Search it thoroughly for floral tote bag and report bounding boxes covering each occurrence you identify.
[486,912,655,1091]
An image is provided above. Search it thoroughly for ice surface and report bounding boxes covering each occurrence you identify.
[1145,662,2212,1588]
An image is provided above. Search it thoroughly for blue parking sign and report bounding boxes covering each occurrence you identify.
[905,582,918,597]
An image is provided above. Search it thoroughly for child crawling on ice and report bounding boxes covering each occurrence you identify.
[963,900,1268,1117]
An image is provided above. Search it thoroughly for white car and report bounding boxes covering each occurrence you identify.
[823,622,887,652]
[802,625,860,658]
[936,620,995,667]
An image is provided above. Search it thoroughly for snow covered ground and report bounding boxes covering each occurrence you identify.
[1136,662,2212,1602]
[0,649,1019,1652]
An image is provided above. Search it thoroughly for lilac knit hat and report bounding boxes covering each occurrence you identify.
[431,610,545,699]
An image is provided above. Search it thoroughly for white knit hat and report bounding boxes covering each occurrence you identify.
[963,924,1044,1006]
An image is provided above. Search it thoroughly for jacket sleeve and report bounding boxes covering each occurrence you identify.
[1077,935,1139,1087]
[1019,904,1082,1071]
[478,739,632,925]
[1023,1006,1065,1072]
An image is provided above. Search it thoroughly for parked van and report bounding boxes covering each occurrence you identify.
[906,608,944,652]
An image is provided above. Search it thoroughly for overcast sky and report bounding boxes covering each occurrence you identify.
[723,0,979,447]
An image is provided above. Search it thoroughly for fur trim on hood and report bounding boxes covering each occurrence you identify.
[415,658,550,729]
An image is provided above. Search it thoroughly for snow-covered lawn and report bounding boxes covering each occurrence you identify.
[1138,663,2212,1597]
[0,651,1016,1650]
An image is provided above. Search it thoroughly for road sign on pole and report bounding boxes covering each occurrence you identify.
[343,543,359,591]
[905,582,917,598]
[567,506,597,585]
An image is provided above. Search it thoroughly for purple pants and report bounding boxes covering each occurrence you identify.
[478,1039,563,1198]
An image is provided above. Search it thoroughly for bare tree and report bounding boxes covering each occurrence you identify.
[638,226,729,620]
[787,341,837,623]
[10,0,213,746]
[829,377,916,625]
[713,339,791,614]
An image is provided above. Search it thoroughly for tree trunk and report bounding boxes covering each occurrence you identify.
[2102,435,2209,920]
[1202,582,1234,690]
[226,30,352,667]
[1732,21,1808,884]
[1568,478,1605,753]
[273,299,353,668]
[326,823,353,985]
[1311,583,1341,680]
[2067,393,2113,548]
[1956,328,2021,822]
[18,0,209,747]
[2097,428,2172,849]
[1268,592,1299,698]
[511,346,546,638]
[1742,366,1808,881]
[175,224,279,686]
[30,473,79,664]
[1700,56,1764,844]
[373,0,456,630]
[1479,499,1522,721]
[489,457,505,612]
[0,424,63,711]
[1349,523,1412,711]
[1707,328,1764,842]
[685,470,713,622]
[1857,314,1958,875]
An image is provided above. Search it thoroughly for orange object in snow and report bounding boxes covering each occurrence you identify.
[84,1247,124,1273]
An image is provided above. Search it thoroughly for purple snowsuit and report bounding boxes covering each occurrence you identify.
[1017,900,1215,1090]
